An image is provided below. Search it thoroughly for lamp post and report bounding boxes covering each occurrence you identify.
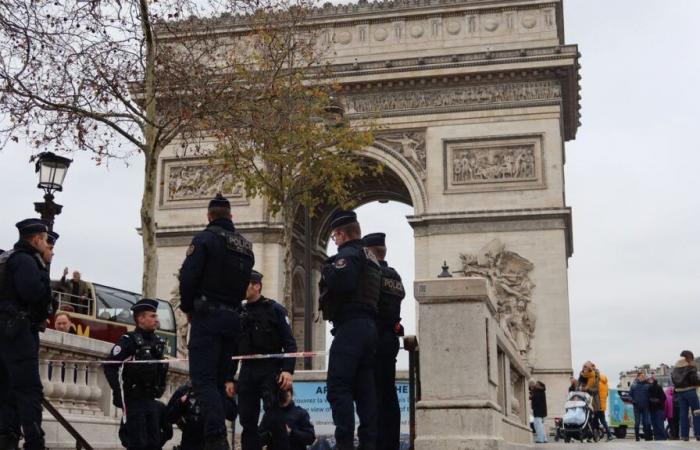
[33,152,72,232]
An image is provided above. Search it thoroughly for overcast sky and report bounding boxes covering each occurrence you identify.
[1,1,699,385]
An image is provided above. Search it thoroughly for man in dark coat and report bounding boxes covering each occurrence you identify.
[671,350,700,441]
[629,372,652,441]
[529,381,547,444]
[648,374,667,441]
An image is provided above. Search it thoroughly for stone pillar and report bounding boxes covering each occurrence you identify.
[414,277,532,450]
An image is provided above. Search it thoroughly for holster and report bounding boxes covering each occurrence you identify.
[0,309,29,339]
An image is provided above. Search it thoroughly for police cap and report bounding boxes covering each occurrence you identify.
[362,232,385,247]
[208,193,231,209]
[131,298,159,316]
[329,210,357,230]
[16,218,48,235]
[250,270,263,284]
[47,230,60,245]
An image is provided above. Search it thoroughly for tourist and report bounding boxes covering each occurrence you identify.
[579,362,601,430]
[596,368,613,441]
[665,385,679,440]
[529,380,547,443]
[648,373,667,440]
[60,268,91,314]
[629,372,652,441]
[671,350,700,441]
[53,311,76,334]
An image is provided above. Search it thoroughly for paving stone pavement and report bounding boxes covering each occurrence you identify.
[532,440,700,449]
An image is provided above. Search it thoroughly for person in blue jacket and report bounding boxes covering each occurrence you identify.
[260,388,315,450]
[629,372,652,441]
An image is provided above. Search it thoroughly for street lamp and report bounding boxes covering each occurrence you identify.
[33,152,72,231]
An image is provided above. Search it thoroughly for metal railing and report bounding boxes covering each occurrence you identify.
[41,398,93,450]
[403,335,420,450]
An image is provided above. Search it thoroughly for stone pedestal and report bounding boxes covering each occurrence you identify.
[414,277,532,450]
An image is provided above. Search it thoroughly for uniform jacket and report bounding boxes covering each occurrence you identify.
[320,239,377,323]
[179,218,254,313]
[672,359,700,392]
[629,379,650,409]
[377,261,404,331]
[240,297,298,373]
[103,328,167,408]
[530,382,547,418]
[166,384,205,450]
[261,402,315,450]
[0,240,52,323]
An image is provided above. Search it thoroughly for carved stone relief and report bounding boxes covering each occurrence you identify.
[345,80,560,118]
[375,130,427,179]
[459,239,536,356]
[161,159,245,208]
[444,135,545,193]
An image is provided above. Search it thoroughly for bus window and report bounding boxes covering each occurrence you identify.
[93,283,137,325]
[156,301,176,332]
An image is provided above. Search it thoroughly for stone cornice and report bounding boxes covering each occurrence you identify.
[409,207,573,257]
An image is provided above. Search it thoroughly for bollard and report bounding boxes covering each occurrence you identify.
[403,335,419,450]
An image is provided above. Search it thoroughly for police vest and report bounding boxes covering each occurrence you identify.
[203,225,254,305]
[352,248,382,313]
[239,299,282,355]
[122,331,168,399]
[378,266,405,327]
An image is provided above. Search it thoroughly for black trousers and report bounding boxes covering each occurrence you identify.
[123,398,161,450]
[375,329,400,450]
[189,308,240,439]
[238,362,288,450]
[0,325,44,450]
[327,318,378,448]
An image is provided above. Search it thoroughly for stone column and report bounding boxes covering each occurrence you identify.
[414,277,532,450]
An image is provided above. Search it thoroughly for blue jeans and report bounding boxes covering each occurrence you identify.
[676,389,700,439]
[634,405,652,439]
[651,409,667,440]
[533,417,547,443]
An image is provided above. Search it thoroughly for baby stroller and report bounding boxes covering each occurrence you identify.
[555,391,600,443]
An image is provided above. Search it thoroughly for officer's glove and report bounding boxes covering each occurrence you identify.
[112,394,124,409]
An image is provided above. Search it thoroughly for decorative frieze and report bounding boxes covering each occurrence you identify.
[160,158,246,209]
[443,134,545,193]
[345,80,560,118]
[374,129,427,179]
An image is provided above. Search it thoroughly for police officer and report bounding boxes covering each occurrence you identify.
[104,298,169,450]
[362,233,405,450]
[179,193,254,450]
[238,270,297,450]
[0,219,53,450]
[165,381,238,450]
[319,211,381,450]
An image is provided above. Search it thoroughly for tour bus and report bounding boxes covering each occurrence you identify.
[49,282,177,357]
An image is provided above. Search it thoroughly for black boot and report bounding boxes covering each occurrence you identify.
[0,433,20,450]
[203,435,230,450]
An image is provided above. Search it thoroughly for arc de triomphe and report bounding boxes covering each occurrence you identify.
[153,0,580,401]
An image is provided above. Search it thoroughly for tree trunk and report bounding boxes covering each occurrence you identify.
[141,150,159,298]
[281,204,296,319]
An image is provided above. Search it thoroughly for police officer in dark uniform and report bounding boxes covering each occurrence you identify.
[104,298,169,450]
[319,211,381,450]
[0,219,53,450]
[259,389,315,450]
[238,270,297,450]
[362,233,405,450]
[179,193,255,450]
